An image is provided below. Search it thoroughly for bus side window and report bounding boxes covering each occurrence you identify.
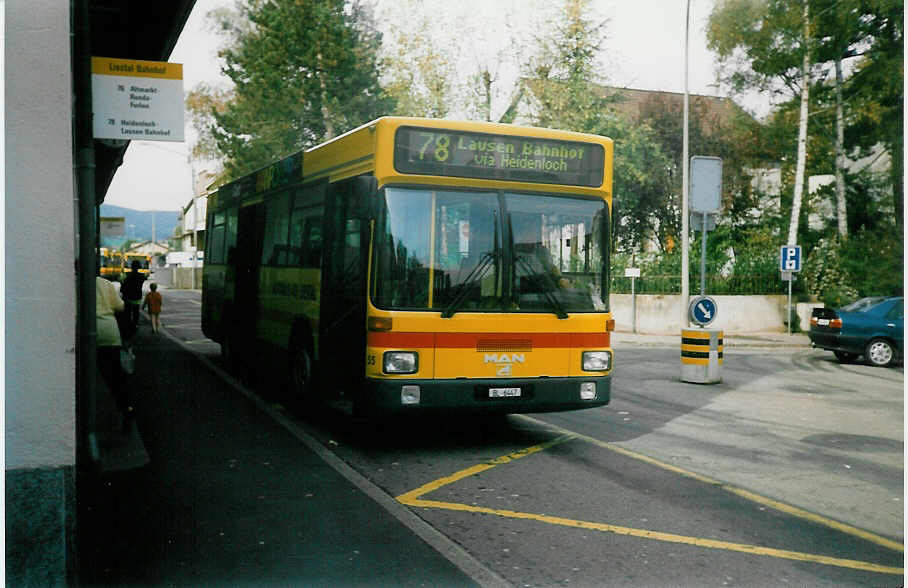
[289,184,326,268]
[225,206,238,264]
[262,191,291,266]
[209,211,226,264]
[304,218,322,268]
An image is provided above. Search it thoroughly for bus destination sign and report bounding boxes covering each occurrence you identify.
[394,126,604,187]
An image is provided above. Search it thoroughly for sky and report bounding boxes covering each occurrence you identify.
[103,0,763,212]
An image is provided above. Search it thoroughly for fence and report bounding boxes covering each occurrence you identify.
[610,273,804,296]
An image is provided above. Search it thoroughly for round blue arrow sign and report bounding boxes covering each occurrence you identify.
[689,295,718,326]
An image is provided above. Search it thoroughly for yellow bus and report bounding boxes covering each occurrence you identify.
[202,117,614,415]
[100,248,125,280]
[125,252,152,275]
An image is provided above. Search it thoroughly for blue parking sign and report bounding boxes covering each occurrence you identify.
[780,245,802,272]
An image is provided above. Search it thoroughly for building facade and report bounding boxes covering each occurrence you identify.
[6,2,193,584]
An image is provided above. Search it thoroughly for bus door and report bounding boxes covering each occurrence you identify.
[319,177,371,400]
[231,202,265,376]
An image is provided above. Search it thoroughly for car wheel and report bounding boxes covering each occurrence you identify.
[833,351,858,363]
[865,338,895,367]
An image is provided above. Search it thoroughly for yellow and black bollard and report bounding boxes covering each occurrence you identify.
[680,329,723,384]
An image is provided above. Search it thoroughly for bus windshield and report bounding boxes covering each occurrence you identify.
[372,187,608,315]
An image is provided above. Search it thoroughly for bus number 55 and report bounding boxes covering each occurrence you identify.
[418,132,450,163]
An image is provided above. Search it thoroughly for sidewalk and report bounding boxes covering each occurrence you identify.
[612,329,811,348]
[81,318,495,587]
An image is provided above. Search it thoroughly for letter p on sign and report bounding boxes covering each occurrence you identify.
[780,245,802,272]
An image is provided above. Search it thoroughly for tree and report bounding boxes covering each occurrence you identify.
[187,0,392,180]
[638,93,769,260]
[523,0,612,131]
[708,0,815,246]
[840,0,904,230]
[377,0,544,123]
[379,2,456,118]
[522,0,677,253]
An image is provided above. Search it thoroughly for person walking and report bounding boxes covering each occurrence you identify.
[96,276,135,432]
[142,282,163,334]
[120,259,146,336]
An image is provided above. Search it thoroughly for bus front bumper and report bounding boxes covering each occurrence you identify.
[359,376,610,415]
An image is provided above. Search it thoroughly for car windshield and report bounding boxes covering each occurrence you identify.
[841,297,888,313]
[371,187,609,316]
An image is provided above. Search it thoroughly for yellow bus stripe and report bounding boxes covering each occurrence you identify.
[517,415,903,553]
[396,498,903,575]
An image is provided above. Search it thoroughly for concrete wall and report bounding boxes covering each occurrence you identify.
[163,266,203,290]
[6,1,77,585]
[611,294,822,334]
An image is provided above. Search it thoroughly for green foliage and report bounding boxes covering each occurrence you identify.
[801,228,903,308]
[707,0,808,96]
[524,0,613,131]
[188,0,393,180]
[802,236,861,306]
[600,116,674,254]
[837,230,903,298]
[379,2,456,118]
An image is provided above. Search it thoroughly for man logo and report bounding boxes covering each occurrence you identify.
[484,353,524,376]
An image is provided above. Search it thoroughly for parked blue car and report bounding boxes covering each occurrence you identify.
[809,296,903,367]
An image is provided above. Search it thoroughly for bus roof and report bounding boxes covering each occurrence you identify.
[212,117,613,208]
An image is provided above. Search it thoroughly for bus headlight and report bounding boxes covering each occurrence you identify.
[383,351,418,374]
[582,351,611,371]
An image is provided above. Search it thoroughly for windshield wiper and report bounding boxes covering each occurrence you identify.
[440,251,497,318]
[513,254,569,319]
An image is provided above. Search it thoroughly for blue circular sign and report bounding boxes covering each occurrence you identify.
[689,296,718,326]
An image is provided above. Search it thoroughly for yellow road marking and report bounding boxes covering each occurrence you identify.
[517,415,904,554]
[398,497,903,575]
[397,434,576,504]
[397,424,904,576]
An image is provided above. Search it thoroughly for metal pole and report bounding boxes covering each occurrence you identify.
[681,0,691,329]
[74,0,99,467]
[700,212,707,296]
[631,276,637,334]
[191,195,198,290]
[788,277,793,337]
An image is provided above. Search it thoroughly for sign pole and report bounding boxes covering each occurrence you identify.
[780,245,802,337]
[788,277,793,337]
[631,275,637,334]
[700,212,708,296]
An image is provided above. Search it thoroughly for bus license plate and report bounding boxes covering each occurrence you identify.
[489,387,521,398]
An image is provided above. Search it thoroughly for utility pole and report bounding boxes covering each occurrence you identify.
[681,0,691,330]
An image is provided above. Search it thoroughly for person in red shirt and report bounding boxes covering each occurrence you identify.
[142,282,163,334]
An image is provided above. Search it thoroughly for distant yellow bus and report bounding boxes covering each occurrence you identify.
[125,252,152,275]
[99,248,124,280]
[203,117,614,415]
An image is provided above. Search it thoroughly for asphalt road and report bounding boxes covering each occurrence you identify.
[160,287,904,587]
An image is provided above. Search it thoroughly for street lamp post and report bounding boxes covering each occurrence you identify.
[681,0,691,330]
